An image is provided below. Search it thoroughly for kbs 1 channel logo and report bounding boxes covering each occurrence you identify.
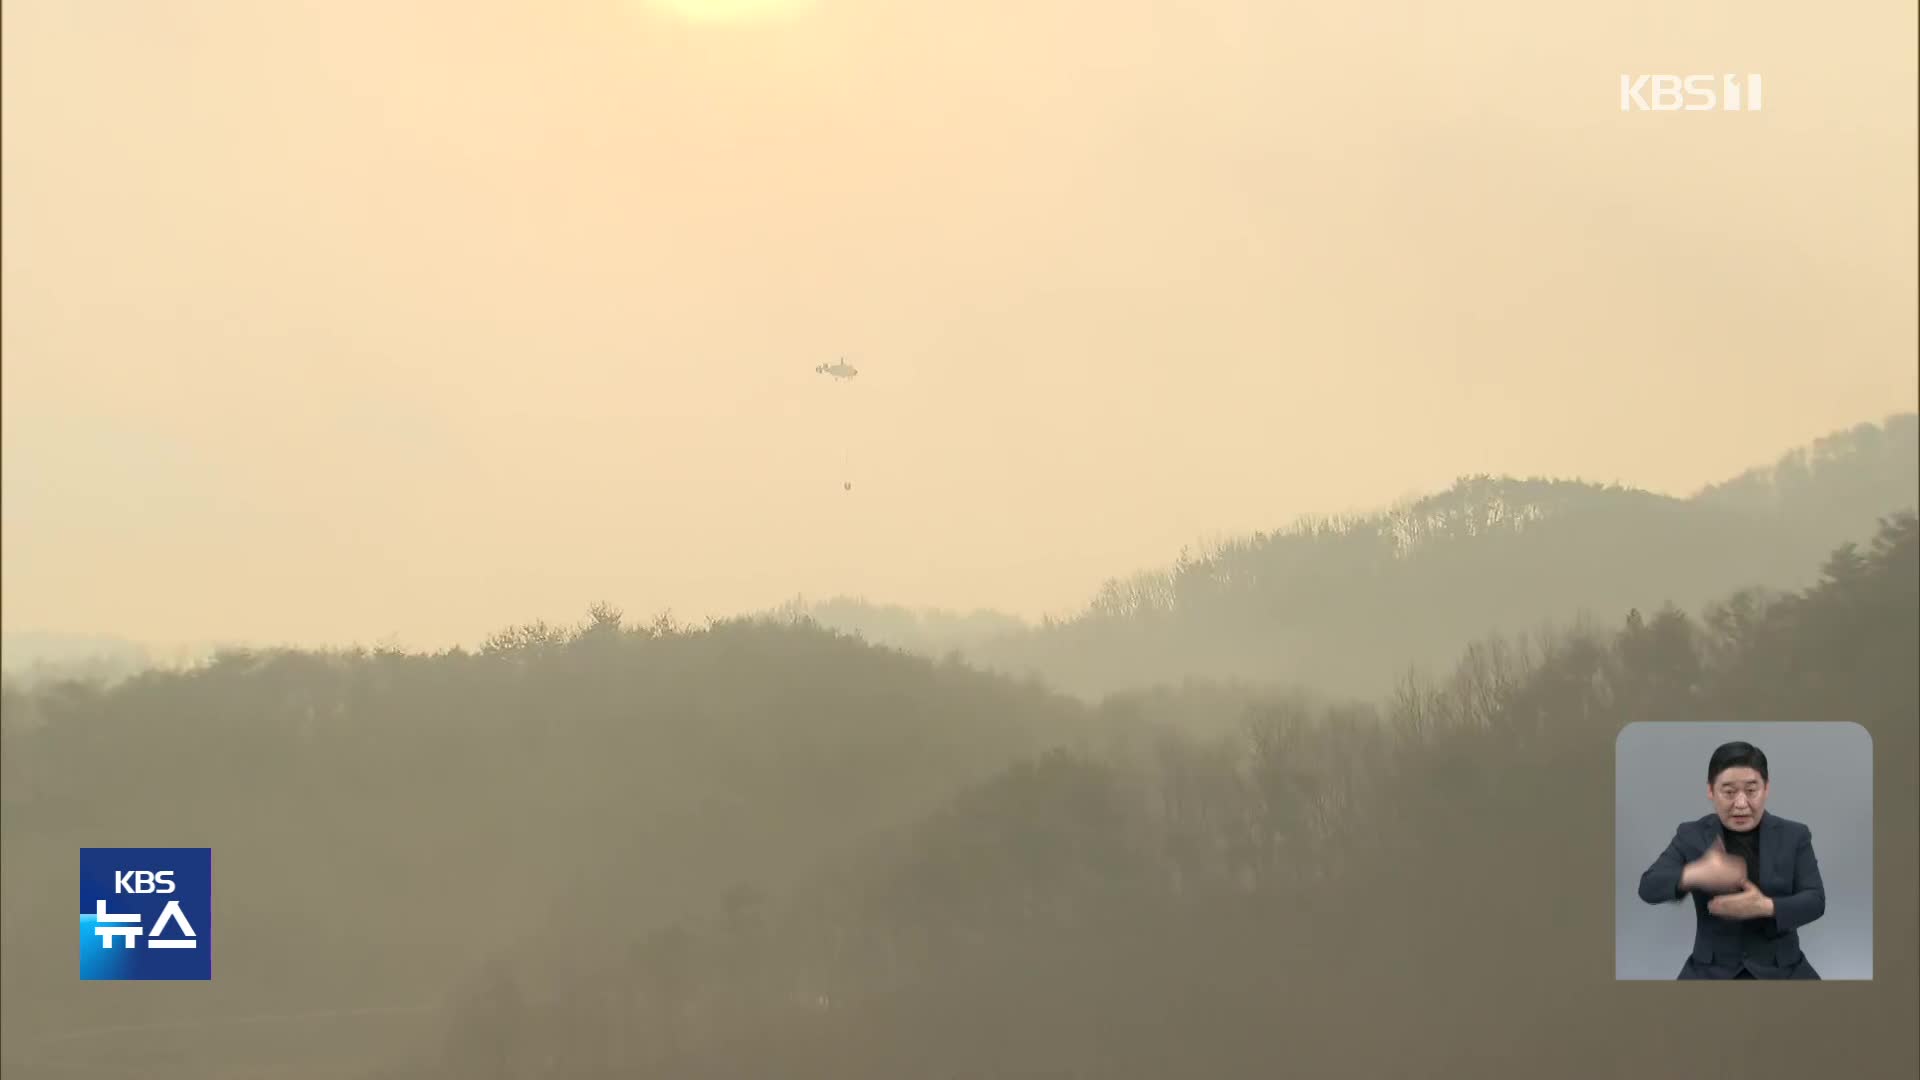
[79,848,213,980]
[1619,73,1763,112]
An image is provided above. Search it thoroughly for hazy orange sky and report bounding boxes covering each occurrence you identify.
[3,0,1915,651]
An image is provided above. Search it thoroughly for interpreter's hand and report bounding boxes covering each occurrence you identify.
[1680,840,1748,894]
[1707,880,1775,920]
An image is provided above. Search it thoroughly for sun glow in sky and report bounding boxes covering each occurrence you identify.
[2,0,1914,652]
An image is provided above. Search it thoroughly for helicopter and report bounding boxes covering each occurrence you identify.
[814,358,858,381]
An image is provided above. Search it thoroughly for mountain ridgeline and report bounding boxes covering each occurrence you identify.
[0,417,1914,1078]
[0,612,1122,1077]
[408,511,1918,1079]
[404,516,1918,1080]
[798,414,1919,699]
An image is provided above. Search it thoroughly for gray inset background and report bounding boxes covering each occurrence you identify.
[1614,721,1872,980]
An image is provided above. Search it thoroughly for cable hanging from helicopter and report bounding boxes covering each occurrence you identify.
[815,357,858,490]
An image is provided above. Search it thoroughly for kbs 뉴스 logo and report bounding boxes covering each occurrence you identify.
[79,848,212,980]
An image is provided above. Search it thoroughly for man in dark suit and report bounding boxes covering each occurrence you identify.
[1637,741,1826,979]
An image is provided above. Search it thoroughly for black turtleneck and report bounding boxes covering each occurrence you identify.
[1722,815,1762,881]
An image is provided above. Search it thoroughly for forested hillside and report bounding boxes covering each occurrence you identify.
[416,511,1918,1079]
[806,414,1919,699]
[0,614,1109,1078]
[3,420,1913,1078]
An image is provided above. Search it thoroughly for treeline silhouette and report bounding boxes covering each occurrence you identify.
[0,611,1114,1078]
[804,415,1918,700]
[396,511,1914,1079]
[1,421,1914,1078]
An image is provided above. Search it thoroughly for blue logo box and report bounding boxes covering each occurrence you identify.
[79,848,212,980]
